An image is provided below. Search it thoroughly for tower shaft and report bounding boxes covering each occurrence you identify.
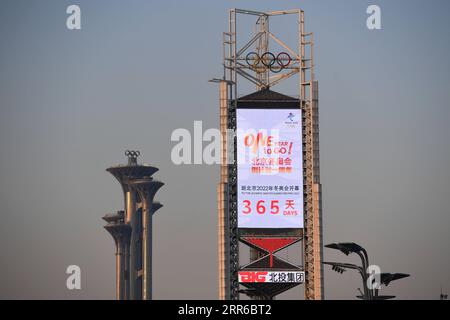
[130,179,164,300]
[126,190,138,299]
[141,198,152,300]
[218,80,229,300]
[103,212,131,300]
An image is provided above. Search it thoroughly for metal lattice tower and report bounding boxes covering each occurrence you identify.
[216,8,323,300]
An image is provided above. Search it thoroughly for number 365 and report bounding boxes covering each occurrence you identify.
[242,200,279,215]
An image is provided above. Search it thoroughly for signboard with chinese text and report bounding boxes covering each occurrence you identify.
[237,108,303,229]
[238,271,305,283]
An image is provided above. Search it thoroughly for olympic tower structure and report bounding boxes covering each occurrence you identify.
[103,150,163,300]
[215,9,324,300]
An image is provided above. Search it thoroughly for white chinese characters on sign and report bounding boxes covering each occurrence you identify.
[238,271,305,283]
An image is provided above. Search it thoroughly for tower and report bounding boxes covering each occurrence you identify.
[103,150,163,300]
[216,9,323,300]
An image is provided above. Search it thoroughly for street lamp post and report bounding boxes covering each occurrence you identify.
[324,242,409,300]
[323,261,369,299]
[324,243,372,299]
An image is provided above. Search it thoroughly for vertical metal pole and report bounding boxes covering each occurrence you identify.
[218,80,229,300]
[228,9,240,301]
[233,9,238,103]
[300,9,321,300]
[300,10,305,101]
[357,250,371,299]
[233,10,239,301]
[256,14,268,89]
[297,11,306,284]
[228,9,234,94]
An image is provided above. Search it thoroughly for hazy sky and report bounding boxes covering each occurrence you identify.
[0,0,449,299]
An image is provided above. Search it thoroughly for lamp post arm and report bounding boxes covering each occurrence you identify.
[361,247,369,268]
[324,261,369,300]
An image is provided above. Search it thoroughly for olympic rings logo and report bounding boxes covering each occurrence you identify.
[125,150,140,159]
[245,51,291,73]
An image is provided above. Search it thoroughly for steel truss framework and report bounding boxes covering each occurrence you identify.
[217,9,323,300]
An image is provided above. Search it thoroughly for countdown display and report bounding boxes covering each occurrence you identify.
[236,108,303,229]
